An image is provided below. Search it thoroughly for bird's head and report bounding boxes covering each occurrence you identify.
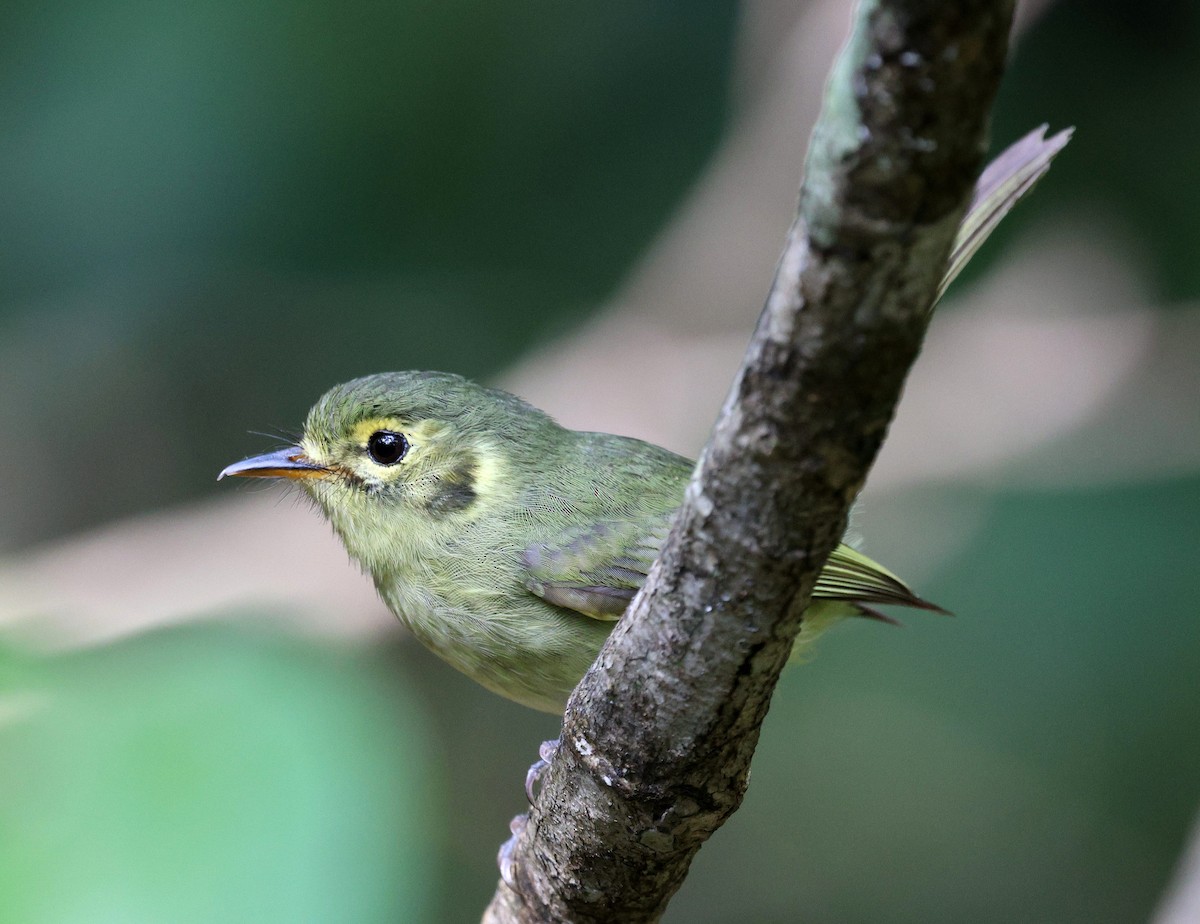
[220,371,559,570]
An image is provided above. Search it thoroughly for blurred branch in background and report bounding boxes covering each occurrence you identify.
[1155,809,1200,924]
[0,496,392,651]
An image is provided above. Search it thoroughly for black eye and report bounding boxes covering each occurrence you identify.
[366,430,408,465]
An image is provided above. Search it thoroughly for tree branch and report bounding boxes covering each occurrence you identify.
[486,1,1019,920]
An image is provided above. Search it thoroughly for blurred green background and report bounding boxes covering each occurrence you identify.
[2,0,1198,921]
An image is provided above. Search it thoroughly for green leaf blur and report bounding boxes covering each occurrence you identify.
[0,624,439,923]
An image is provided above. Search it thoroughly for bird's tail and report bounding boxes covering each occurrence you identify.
[937,124,1074,305]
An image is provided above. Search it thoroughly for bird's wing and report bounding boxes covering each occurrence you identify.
[815,544,948,617]
[523,516,944,621]
[518,128,1074,623]
[521,515,674,621]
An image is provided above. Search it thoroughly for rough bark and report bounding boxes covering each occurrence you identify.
[484,0,1016,920]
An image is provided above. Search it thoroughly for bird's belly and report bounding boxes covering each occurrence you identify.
[380,582,610,714]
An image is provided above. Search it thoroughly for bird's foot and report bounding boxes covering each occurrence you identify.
[497,813,528,890]
[524,738,560,804]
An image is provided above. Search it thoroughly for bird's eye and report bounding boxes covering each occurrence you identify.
[366,430,408,465]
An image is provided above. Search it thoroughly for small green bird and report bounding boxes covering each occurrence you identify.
[219,127,1069,714]
[220,374,940,712]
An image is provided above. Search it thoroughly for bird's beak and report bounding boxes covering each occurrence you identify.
[218,446,328,481]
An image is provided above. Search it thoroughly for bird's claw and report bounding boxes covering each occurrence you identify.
[524,738,560,804]
[497,813,528,890]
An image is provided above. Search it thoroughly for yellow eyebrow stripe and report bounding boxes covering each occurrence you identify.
[348,418,409,446]
[348,418,448,447]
